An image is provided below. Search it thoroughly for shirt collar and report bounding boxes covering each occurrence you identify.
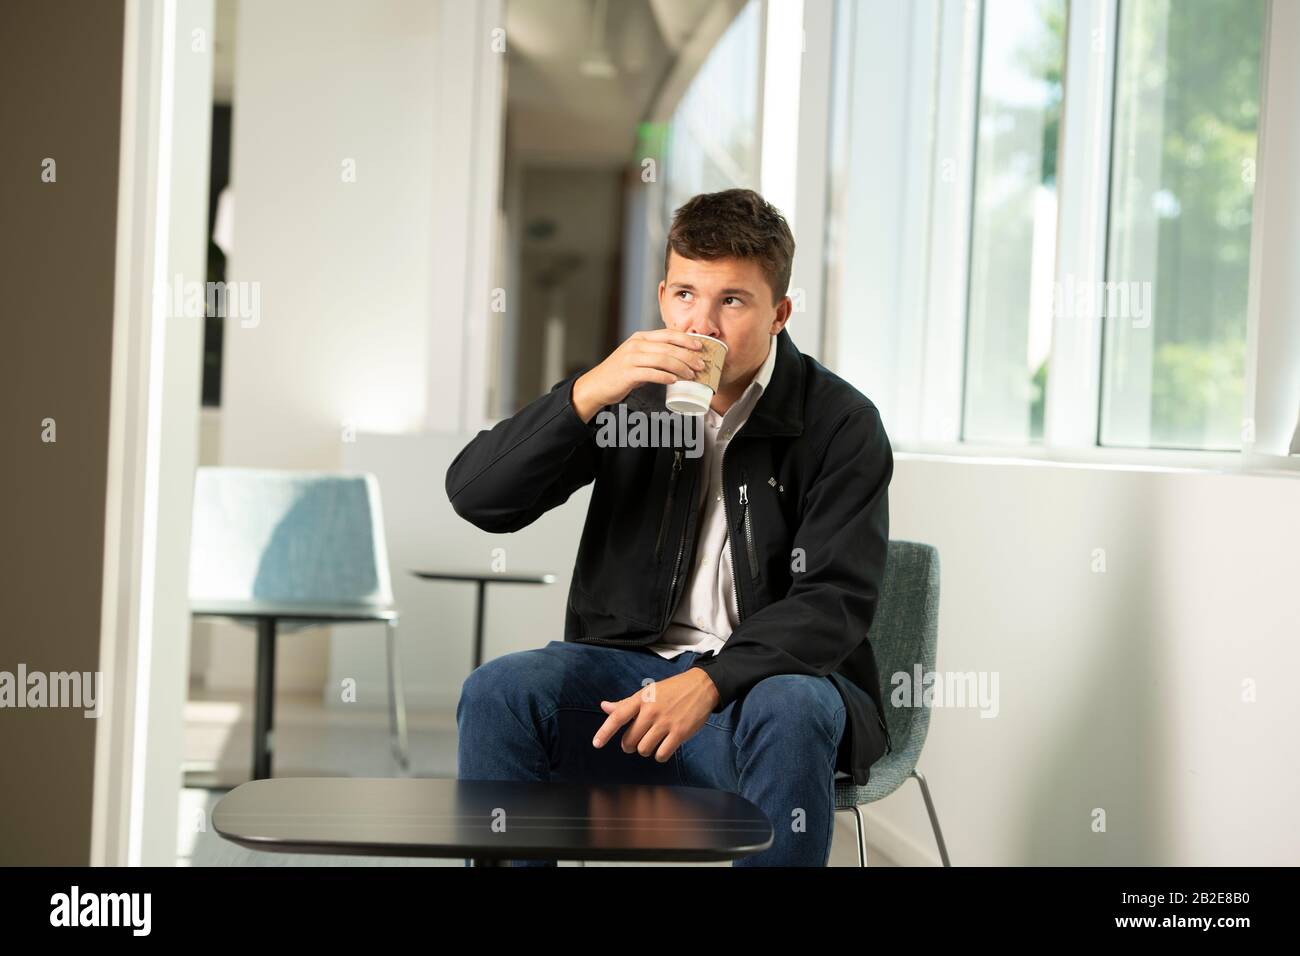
[750,332,777,395]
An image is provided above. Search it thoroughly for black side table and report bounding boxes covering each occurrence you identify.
[410,571,555,669]
[191,600,402,782]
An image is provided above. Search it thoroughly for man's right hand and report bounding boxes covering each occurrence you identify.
[570,329,708,424]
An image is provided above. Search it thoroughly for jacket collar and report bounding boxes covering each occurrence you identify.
[623,325,805,438]
[747,324,779,396]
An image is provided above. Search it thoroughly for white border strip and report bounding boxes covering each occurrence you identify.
[919,0,981,442]
[91,0,176,867]
[1244,0,1300,458]
[1045,0,1117,447]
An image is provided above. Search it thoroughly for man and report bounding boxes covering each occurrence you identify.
[446,188,893,866]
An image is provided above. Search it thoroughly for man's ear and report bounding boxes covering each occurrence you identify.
[771,295,793,333]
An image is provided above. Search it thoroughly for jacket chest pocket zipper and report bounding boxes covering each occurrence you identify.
[654,450,682,563]
[738,471,760,581]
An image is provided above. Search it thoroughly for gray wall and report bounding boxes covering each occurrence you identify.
[0,0,126,865]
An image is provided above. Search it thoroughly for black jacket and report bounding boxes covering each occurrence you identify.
[445,326,894,784]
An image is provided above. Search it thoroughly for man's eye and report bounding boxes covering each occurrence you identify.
[677,290,691,300]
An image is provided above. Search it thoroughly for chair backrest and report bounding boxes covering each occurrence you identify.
[189,467,394,608]
[868,541,941,764]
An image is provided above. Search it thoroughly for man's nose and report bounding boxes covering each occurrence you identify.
[684,316,720,337]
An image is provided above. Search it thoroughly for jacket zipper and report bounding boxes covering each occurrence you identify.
[662,460,698,627]
[654,450,682,563]
[738,468,760,581]
[721,443,746,622]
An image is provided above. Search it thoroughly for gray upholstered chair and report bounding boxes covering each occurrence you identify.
[833,540,949,866]
[188,467,409,782]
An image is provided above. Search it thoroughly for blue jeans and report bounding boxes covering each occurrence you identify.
[456,639,846,866]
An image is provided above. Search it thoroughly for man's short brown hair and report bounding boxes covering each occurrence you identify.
[664,188,796,305]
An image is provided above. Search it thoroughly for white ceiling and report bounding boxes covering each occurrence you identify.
[505,0,718,166]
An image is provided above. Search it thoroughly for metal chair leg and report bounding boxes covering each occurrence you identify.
[911,769,951,866]
[386,621,410,772]
[833,806,870,867]
[850,804,869,867]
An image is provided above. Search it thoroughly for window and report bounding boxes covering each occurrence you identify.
[660,0,763,229]
[823,0,1270,457]
[963,0,1066,443]
[1099,0,1265,450]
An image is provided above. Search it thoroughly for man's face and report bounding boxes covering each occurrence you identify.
[657,250,790,393]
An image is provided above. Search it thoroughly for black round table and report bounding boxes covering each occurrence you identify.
[212,776,774,866]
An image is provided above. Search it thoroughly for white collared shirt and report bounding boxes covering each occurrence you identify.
[646,334,778,659]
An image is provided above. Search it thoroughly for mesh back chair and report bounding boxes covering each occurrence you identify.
[833,540,949,866]
[189,467,409,780]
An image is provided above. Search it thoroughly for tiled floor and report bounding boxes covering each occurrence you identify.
[179,687,897,867]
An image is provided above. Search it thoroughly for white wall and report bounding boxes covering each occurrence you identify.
[874,455,1300,865]
[221,0,440,471]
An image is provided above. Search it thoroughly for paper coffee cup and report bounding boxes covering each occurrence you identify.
[665,334,727,415]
